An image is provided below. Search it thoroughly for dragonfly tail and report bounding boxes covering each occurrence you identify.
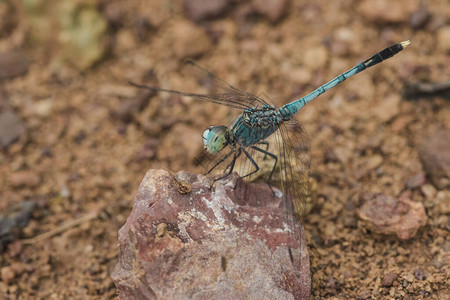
[279,40,411,120]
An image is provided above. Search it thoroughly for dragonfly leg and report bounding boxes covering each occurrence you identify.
[240,148,260,179]
[205,149,234,175]
[255,141,269,160]
[212,149,241,183]
[251,145,278,183]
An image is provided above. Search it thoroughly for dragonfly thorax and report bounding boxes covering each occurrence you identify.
[242,106,283,127]
[203,125,230,154]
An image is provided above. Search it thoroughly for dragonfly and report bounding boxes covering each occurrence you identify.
[130,40,410,222]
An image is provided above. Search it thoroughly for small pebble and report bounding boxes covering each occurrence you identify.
[171,20,212,58]
[409,4,430,29]
[356,289,371,300]
[184,0,230,22]
[414,268,426,280]
[0,51,30,81]
[1,266,15,285]
[0,110,26,149]
[405,173,426,189]
[252,0,290,23]
[10,171,40,188]
[382,272,397,287]
[358,0,408,24]
[418,130,450,189]
[437,26,450,53]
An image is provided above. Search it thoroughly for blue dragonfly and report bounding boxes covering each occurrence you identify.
[130,40,410,221]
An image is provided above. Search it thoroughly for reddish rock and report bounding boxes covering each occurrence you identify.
[414,268,426,281]
[405,173,426,189]
[112,169,310,299]
[418,130,450,189]
[382,272,397,287]
[252,0,290,23]
[0,51,30,81]
[357,193,427,240]
[183,0,230,22]
[409,4,430,29]
[0,109,26,149]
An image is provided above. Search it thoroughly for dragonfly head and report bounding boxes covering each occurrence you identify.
[203,125,229,154]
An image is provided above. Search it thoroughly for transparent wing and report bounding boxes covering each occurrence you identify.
[278,119,311,220]
[129,82,251,110]
[185,60,270,108]
[130,61,270,110]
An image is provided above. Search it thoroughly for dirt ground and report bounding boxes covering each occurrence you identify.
[0,0,449,299]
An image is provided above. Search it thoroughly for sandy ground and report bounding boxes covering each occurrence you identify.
[0,0,449,299]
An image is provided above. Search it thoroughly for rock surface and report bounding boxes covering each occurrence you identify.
[112,169,310,299]
[357,193,427,240]
[418,130,450,189]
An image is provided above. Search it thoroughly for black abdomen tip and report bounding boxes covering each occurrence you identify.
[363,40,411,68]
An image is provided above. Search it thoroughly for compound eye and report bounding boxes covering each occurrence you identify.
[203,128,210,143]
[202,125,228,153]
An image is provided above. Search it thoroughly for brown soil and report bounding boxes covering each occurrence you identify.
[1,0,449,299]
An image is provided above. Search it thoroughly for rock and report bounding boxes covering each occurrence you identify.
[252,0,290,23]
[171,20,212,59]
[358,0,408,24]
[57,1,108,70]
[0,109,26,149]
[0,201,36,251]
[183,0,230,22]
[10,171,40,188]
[356,289,371,300]
[357,193,427,240]
[0,51,30,81]
[382,272,397,287]
[6,240,23,258]
[102,1,125,27]
[414,268,426,281]
[409,4,430,29]
[437,26,450,53]
[418,130,450,189]
[112,169,310,299]
[405,173,426,189]
[1,266,15,285]
[420,184,436,200]
[365,154,383,171]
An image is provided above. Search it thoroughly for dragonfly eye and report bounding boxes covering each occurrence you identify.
[202,128,210,141]
[203,125,228,154]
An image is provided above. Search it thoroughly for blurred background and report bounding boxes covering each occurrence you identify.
[0,0,449,298]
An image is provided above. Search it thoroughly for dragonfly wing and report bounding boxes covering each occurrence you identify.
[277,118,311,221]
[129,81,250,110]
[184,60,271,108]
